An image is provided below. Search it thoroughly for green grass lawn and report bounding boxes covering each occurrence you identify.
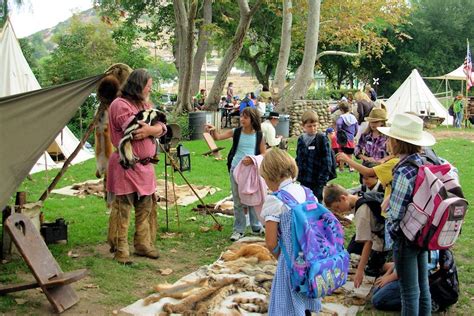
[1,129,473,314]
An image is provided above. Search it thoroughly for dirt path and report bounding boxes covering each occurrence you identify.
[430,129,474,140]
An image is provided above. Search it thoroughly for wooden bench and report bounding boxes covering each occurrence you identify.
[0,213,87,313]
[202,132,225,158]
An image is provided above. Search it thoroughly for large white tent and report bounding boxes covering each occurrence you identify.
[0,20,93,173]
[424,64,467,81]
[385,69,452,125]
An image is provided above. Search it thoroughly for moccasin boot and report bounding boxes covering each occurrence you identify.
[114,253,133,265]
[134,248,160,259]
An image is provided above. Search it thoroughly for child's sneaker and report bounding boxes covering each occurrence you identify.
[230,232,245,241]
[251,227,265,236]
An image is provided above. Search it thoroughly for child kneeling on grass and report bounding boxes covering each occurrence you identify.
[324,183,388,286]
[260,149,321,315]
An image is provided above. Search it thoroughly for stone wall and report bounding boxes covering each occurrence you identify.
[289,100,332,137]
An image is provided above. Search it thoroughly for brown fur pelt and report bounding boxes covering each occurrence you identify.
[143,278,209,306]
[194,284,238,315]
[221,243,274,262]
[161,278,238,314]
[95,106,113,179]
[233,297,268,313]
[104,63,132,87]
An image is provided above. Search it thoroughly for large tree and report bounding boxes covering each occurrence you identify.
[190,0,212,96]
[280,0,320,110]
[205,0,263,110]
[272,0,292,96]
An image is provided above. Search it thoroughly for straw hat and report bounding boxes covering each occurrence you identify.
[365,108,387,122]
[377,113,436,147]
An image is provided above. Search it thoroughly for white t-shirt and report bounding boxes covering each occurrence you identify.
[261,120,281,147]
[354,204,384,252]
[261,179,309,223]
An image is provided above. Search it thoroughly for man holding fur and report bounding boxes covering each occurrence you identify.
[107,69,166,264]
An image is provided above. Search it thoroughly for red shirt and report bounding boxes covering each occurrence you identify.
[106,97,157,196]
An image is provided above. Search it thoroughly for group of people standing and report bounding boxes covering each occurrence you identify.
[104,70,454,315]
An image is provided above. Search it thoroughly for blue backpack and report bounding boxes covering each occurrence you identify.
[274,187,350,298]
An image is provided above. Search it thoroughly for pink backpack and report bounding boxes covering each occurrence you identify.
[400,162,468,250]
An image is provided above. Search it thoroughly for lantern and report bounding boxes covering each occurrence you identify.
[176,144,191,172]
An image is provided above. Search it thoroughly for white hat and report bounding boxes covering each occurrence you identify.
[377,113,436,147]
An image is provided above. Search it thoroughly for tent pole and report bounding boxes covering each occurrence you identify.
[38,105,106,202]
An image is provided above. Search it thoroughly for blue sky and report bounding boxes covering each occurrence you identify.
[9,0,93,38]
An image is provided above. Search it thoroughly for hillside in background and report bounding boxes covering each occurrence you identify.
[23,8,99,60]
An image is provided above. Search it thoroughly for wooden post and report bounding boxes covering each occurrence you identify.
[1,206,12,260]
[39,106,106,202]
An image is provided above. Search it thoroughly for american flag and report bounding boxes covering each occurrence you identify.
[464,39,474,90]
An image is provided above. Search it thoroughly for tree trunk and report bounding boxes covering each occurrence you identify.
[280,0,321,111]
[173,0,187,113]
[174,0,198,113]
[240,49,271,88]
[190,0,212,96]
[205,0,263,110]
[272,0,292,99]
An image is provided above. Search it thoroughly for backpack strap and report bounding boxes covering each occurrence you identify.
[227,127,262,172]
[354,192,385,238]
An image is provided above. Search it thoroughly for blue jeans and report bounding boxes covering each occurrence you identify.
[372,281,402,311]
[454,111,463,128]
[393,238,431,316]
[229,169,262,234]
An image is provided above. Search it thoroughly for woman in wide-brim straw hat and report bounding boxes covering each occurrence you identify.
[378,112,436,315]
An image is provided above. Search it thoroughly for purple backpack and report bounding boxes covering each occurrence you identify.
[274,187,350,298]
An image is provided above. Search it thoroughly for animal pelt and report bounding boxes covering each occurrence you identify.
[104,63,132,86]
[221,243,274,262]
[194,284,238,315]
[118,109,167,169]
[97,75,121,105]
[233,297,268,313]
[161,277,239,314]
[143,278,209,306]
[95,75,120,179]
[95,107,113,178]
[213,306,243,316]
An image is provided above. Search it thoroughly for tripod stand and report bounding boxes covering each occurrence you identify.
[158,142,222,231]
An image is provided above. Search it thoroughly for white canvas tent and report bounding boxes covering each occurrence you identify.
[0,20,93,174]
[385,69,452,126]
[424,64,467,81]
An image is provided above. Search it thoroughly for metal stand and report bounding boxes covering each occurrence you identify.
[158,143,222,230]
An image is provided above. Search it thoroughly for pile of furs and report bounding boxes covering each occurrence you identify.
[144,241,276,315]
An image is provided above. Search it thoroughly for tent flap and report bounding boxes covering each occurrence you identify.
[0,74,104,210]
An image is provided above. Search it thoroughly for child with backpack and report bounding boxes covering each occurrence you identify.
[260,149,348,315]
[335,102,358,172]
[377,113,437,315]
[296,111,335,201]
[324,183,387,285]
[205,107,266,242]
